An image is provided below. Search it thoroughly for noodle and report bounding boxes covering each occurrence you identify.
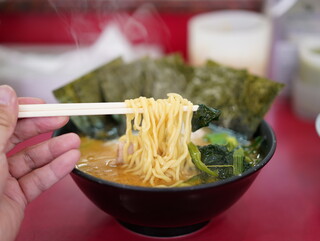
[120,93,196,186]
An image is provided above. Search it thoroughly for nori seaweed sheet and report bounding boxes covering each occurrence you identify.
[145,55,191,99]
[53,54,283,139]
[53,58,123,139]
[100,58,145,101]
[185,60,284,137]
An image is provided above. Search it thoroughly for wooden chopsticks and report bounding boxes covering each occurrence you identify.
[18,103,199,118]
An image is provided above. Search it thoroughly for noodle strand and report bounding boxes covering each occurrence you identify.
[120,93,196,186]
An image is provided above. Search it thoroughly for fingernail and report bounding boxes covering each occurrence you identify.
[0,85,15,106]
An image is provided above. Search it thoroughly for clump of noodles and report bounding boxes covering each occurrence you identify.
[120,93,196,186]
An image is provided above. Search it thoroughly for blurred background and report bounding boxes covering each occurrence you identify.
[0,0,264,56]
[0,0,319,120]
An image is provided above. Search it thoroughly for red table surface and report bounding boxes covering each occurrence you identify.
[11,97,320,241]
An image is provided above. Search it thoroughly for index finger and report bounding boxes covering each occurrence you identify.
[7,98,69,152]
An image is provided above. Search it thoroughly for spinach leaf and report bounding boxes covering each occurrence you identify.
[178,172,218,187]
[187,142,219,177]
[233,147,244,175]
[243,136,265,167]
[187,143,236,182]
[198,145,233,166]
[198,144,234,179]
[204,132,238,151]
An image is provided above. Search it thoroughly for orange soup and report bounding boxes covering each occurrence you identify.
[76,129,210,187]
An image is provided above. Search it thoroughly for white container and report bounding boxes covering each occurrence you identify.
[292,38,320,120]
[316,114,320,136]
[298,38,320,85]
[292,79,320,120]
[188,10,272,77]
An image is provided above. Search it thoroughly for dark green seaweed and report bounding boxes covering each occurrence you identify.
[191,104,221,132]
[53,54,283,139]
[145,55,192,99]
[185,60,284,137]
[100,59,145,102]
[53,58,123,139]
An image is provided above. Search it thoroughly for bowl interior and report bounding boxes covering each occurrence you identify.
[54,120,276,192]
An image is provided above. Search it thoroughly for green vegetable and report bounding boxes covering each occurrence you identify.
[204,132,238,151]
[187,143,236,181]
[233,147,244,175]
[177,175,202,187]
[178,173,217,187]
[187,142,219,177]
[243,136,265,167]
[198,144,234,179]
[198,145,233,166]
[191,104,221,132]
[187,128,263,184]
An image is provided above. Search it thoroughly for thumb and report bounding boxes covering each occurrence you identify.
[0,85,18,195]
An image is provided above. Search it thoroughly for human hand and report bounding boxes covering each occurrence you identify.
[0,85,80,241]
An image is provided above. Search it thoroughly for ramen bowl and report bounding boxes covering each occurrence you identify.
[54,120,276,237]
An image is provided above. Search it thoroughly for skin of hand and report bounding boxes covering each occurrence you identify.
[0,85,81,241]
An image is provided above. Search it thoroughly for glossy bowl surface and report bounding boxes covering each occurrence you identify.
[54,120,276,231]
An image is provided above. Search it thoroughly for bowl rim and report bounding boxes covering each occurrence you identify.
[63,120,276,192]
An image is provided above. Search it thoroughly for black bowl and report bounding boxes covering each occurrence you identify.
[54,120,276,237]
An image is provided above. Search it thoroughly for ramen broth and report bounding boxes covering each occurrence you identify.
[76,129,210,187]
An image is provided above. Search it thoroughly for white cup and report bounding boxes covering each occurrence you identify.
[292,37,320,120]
[188,10,272,77]
[316,114,320,136]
